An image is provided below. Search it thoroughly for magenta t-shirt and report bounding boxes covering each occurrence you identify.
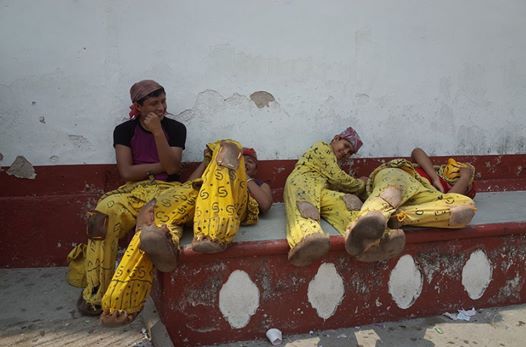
[113,117,186,182]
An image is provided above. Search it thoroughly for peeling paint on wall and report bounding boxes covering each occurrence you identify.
[219,270,259,329]
[461,249,492,300]
[250,91,275,108]
[6,156,36,179]
[307,263,344,320]
[388,255,423,309]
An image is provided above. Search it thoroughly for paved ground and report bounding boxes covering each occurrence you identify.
[213,305,526,347]
[1,267,525,347]
[0,267,152,347]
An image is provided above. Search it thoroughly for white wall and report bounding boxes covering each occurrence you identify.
[1,0,525,165]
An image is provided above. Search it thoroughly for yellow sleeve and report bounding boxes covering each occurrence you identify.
[298,142,365,195]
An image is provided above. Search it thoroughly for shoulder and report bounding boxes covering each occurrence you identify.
[113,119,138,146]
[162,117,186,132]
[114,119,137,133]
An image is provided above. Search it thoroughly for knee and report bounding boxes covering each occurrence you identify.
[379,185,403,208]
[342,194,363,211]
[296,201,320,221]
[449,205,477,226]
[87,211,108,240]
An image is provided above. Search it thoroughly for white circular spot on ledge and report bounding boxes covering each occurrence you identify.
[219,270,260,329]
[307,263,344,320]
[388,255,423,309]
[462,249,492,300]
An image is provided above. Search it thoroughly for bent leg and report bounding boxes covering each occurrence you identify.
[81,181,174,312]
[345,168,425,259]
[100,182,198,325]
[193,140,249,252]
[320,189,361,235]
[391,192,476,228]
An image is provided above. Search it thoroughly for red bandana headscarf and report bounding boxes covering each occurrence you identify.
[128,80,163,118]
[338,127,363,152]
[242,147,258,161]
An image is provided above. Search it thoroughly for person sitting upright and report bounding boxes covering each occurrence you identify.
[70,80,186,317]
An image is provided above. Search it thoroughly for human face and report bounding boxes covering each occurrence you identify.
[137,93,167,119]
[244,155,257,177]
[331,136,355,160]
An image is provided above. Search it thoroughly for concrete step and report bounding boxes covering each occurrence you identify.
[153,192,526,345]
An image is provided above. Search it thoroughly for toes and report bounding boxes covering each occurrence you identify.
[136,199,156,227]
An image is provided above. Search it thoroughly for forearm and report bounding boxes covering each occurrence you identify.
[153,131,182,174]
[448,175,471,195]
[186,161,208,181]
[327,166,365,194]
[412,148,440,180]
[247,181,273,214]
[118,162,163,182]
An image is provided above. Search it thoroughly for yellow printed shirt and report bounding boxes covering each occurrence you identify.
[291,141,365,196]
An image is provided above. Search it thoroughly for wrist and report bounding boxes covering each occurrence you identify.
[151,128,164,137]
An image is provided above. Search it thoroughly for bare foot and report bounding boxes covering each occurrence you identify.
[355,229,406,262]
[100,310,135,327]
[288,233,330,267]
[345,211,387,256]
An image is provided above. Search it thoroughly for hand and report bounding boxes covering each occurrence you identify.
[432,177,445,192]
[142,112,162,134]
[203,147,212,163]
[459,166,474,178]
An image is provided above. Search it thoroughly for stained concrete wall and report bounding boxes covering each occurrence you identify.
[1,0,525,165]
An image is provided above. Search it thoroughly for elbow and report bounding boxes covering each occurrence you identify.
[164,163,182,175]
[411,147,423,156]
[118,168,133,182]
[258,200,273,214]
[411,147,424,160]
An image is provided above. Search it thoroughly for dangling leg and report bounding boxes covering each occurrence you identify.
[100,182,198,326]
[80,185,141,316]
[285,172,330,267]
[79,181,174,316]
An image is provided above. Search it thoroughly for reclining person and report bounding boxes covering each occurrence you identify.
[411,147,476,198]
[345,153,477,263]
[99,142,272,326]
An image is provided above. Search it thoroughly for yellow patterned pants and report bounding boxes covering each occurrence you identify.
[82,180,179,307]
[361,167,476,228]
[101,140,259,316]
[193,140,259,245]
[101,181,198,315]
[285,172,359,247]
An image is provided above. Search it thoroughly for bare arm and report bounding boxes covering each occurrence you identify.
[186,147,212,181]
[448,166,474,195]
[186,161,208,181]
[115,145,163,182]
[411,147,444,192]
[144,113,183,175]
[248,181,273,214]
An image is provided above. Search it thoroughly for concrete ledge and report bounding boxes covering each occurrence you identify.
[1,154,525,268]
[148,192,526,345]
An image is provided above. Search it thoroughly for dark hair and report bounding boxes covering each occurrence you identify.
[137,87,165,105]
